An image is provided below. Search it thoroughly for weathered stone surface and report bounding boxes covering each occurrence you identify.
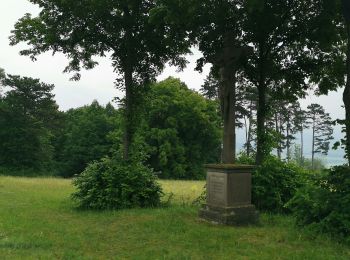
[199,164,259,226]
[199,204,259,226]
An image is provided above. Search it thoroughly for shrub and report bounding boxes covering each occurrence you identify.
[72,157,163,210]
[253,156,307,213]
[287,166,350,239]
[236,152,255,165]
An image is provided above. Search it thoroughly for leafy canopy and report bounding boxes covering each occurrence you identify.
[139,77,221,179]
[10,0,189,82]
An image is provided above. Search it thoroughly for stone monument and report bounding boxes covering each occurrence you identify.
[199,164,259,225]
[198,33,258,225]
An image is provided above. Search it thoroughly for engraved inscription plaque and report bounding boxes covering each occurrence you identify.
[208,174,225,205]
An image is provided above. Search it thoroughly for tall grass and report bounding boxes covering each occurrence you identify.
[0,176,349,259]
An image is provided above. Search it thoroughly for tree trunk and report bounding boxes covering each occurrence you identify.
[255,43,267,166]
[220,65,236,164]
[244,116,249,154]
[256,82,267,165]
[246,101,253,157]
[286,119,290,162]
[312,121,315,170]
[275,113,281,159]
[344,23,350,166]
[247,125,251,157]
[300,126,304,166]
[123,67,133,160]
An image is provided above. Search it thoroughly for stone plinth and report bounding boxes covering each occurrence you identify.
[199,164,259,226]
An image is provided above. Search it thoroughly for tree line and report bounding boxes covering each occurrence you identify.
[0,74,222,178]
[8,0,350,168]
[201,73,336,169]
[0,71,334,177]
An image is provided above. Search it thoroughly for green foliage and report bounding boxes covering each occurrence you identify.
[291,145,326,172]
[287,165,350,239]
[0,74,61,172]
[236,152,255,165]
[307,104,334,154]
[56,101,118,177]
[139,78,221,179]
[10,0,190,159]
[253,156,307,213]
[72,157,162,210]
[301,158,326,172]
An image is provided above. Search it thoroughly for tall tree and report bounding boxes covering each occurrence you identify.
[270,101,303,162]
[241,0,330,165]
[159,0,254,164]
[307,104,334,170]
[10,0,189,160]
[200,68,257,157]
[57,101,119,177]
[0,74,60,170]
[293,105,309,166]
[342,0,350,165]
[305,0,347,163]
[140,77,221,179]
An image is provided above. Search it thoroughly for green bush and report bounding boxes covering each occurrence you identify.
[287,166,350,239]
[72,157,163,210]
[236,152,255,165]
[253,156,307,213]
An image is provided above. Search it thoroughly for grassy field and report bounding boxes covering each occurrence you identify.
[0,176,349,259]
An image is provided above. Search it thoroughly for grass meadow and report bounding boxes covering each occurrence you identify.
[0,176,349,259]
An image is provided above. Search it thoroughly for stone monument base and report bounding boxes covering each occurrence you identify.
[198,164,259,226]
[199,204,258,226]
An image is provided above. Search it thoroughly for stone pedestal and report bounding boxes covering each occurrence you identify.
[199,164,259,226]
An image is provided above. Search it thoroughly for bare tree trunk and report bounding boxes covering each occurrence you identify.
[244,116,249,154]
[286,118,290,162]
[256,84,267,165]
[312,122,315,170]
[247,125,251,157]
[246,101,254,157]
[255,42,268,166]
[275,113,282,160]
[344,23,350,166]
[300,125,304,166]
[123,67,133,160]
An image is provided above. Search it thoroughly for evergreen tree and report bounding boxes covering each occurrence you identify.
[307,104,334,170]
[200,69,258,157]
[241,0,331,165]
[0,74,60,171]
[293,106,309,166]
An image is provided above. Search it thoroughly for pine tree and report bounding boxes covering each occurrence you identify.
[293,105,309,166]
[307,104,334,170]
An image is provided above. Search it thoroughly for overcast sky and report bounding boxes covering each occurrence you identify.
[0,0,345,115]
[0,0,347,163]
[0,0,213,111]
